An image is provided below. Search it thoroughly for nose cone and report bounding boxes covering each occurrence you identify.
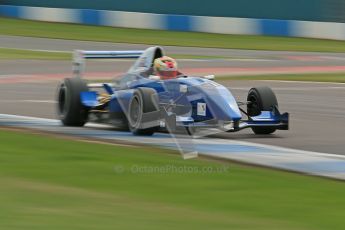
[226,99,242,121]
[205,84,242,122]
[179,78,243,122]
[210,93,242,121]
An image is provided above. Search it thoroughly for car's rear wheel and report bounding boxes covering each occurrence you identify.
[247,86,278,135]
[128,88,160,136]
[57,77,89,126]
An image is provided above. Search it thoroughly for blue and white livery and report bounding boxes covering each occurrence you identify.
[57,46,289,136]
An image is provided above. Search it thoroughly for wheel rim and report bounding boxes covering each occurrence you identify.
[248,94,260,116]
[129,96,142,128]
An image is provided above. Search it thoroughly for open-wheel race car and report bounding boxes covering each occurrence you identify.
[57,46,289,137]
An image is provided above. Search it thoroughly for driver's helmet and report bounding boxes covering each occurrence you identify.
[153,56,178,80]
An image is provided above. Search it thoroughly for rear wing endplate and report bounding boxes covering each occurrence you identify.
[73,50,144,77]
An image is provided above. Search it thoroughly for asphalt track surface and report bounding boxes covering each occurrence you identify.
[0,36,345,156]
[1,77,345,155]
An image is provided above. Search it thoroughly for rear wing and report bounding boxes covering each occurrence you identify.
[73,50,144,77]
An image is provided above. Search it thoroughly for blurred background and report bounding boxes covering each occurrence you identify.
[1,1,345,230]
[2,0,345,39]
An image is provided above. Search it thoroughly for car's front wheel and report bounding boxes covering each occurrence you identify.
[247,86,278,135]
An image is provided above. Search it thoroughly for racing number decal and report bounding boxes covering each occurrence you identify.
[197,103,207,116]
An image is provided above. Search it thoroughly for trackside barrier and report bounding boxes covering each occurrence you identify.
[1,5,345,40]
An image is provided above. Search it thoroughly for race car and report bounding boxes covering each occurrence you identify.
[56,46,289,136]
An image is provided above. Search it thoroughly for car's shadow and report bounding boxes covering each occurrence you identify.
[211,133,283,140]
[85,123,285,141]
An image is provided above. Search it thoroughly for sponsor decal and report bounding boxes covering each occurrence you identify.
[180,84,188,93]
[197,103,207,116]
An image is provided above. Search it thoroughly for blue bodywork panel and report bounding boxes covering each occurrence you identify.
[81,91,99,107]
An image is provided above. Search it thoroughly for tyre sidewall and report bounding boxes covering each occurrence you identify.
[128,87,159,136]
[247,86,278,134]
[57,78,89,126]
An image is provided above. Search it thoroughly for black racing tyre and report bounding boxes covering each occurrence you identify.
[247,86,278,135]
[128,87,160,136]
[57,77,89,126]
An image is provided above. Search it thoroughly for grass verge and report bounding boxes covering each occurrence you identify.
[0,48,71,60]
[218,73,345,83]
[1,129,345,229]
[0,47,228,60]
[2,17,345,52]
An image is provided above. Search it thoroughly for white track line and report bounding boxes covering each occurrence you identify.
[3,114,345,180]
[0,46,70,53]
[0,100,56,103]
